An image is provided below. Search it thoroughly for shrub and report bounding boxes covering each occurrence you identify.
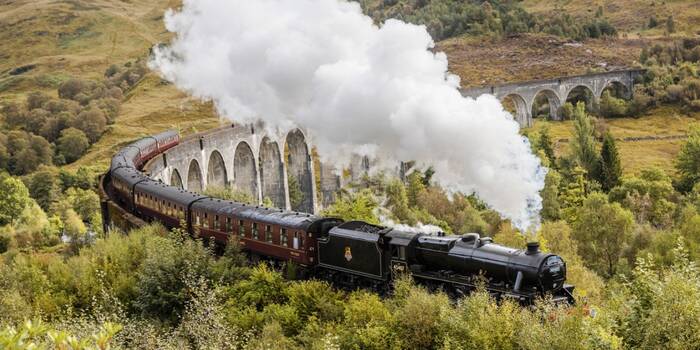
[57,127,90,163]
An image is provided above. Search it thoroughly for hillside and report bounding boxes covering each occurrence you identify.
[0,0,221,170]
[0,0,697,176]
[522,0,700,37]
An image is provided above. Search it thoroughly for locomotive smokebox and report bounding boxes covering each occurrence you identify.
[526,241,540,255]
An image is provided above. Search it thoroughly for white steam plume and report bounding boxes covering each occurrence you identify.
[149,0,546,231]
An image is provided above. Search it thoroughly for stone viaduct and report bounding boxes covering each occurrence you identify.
[143,123,345,215]
[460,69,646,127]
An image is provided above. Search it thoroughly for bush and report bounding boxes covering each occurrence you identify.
[57,127,90,163]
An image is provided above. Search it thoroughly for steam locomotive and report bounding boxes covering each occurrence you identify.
[106,130,575,304]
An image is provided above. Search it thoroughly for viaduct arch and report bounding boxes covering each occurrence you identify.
[460,69,645,127]
[143,123,333,214]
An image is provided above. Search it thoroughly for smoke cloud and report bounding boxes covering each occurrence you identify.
[149,0,546,231]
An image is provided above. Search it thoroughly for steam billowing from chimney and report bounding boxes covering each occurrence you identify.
[149,0,546,231]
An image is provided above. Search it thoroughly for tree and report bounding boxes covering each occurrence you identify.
[26,92,50,110]
[321,190,379,224]
[287,174,304,210]
[541,169,562,221]
[599,132,622,191]
[561,166,588,223]
[666,16,676,34]
[58,79,86,100]
[570,102,600,180]
[610,167,677,228]
[537,125,557,167]
[56,127,89,163]
[26,167,60,213]
[572,192,634,277]
[72,109,106,143]
[599,91,628,118]
[0,173,32,225]
[675,125,700,192]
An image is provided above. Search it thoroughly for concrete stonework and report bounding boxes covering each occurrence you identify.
[460,69,645,127]
[144,123,339,214]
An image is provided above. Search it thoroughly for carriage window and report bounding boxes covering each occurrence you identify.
[195,213,200,226]
[265,225,272,243]
[252,223,259,240]
[203,213,209,228]
[214,215,220,230]
[239,220,245,236]
[281,228,288,247]
[293,232,300,249]
[226,218,232,232]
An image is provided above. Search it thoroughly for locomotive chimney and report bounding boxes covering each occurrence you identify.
[526,241,540,255]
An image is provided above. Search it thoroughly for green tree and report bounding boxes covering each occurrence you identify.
[541,169,562,221]
[537,125,557,167]
[570,102,600,180]
[676,125,700,192]
[599,132,622,191]
[25,166,60,212]
[561,166,588,223]
[572,192,634,277]
[56,127,90,163]
[0,173,32,225]
[599,90,628,118]
[287,174,304,210]
[321,190,379,224]
[610,167,677,228]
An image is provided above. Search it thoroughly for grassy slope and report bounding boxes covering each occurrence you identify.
[0,0,221,170]
[521,0,700,37]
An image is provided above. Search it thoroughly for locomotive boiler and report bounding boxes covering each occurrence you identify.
[105,129,575,305]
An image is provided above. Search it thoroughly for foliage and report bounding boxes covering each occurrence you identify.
[287,174,304,210]
[676,124,700,192]
[0,320,122,350]
[570,102,600,181]
[572,192,634,277]
[540,168,562,221]
[321,189,380,225]
[57,127,90,163]
[535,125,557,167]
[599,132,622,191]
[0,173,32,226]
[359,0,616,42]
[599,90,628,118]
[610,167,677,228]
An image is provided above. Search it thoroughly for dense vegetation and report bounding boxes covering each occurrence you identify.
[2,97,700,347]
[357,0,617,41]
[0,61,147,175]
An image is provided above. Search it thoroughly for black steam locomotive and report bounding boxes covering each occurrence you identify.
[106,130,575,304]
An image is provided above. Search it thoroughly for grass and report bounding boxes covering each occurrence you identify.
[67,74,222,171]
[528,106,700,175]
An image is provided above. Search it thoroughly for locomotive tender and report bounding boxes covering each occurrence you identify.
[107,130,575,304]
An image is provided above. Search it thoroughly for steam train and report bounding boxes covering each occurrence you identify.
[106,130,575,304]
